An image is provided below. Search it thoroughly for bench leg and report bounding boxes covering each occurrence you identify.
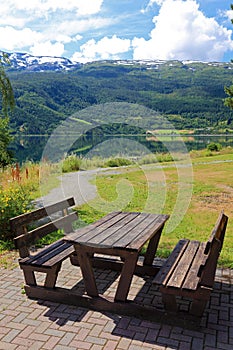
[162,293,177,312]
[190,299,207,317]
[44,263,62,288]
[22,268,37,286]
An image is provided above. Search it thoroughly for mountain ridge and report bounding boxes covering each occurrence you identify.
[2,51,233,72]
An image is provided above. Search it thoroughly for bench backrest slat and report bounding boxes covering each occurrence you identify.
[11,197,77,258]
[10,197,75,235]
[205,211,228,254]
[14,212,77,249]
[199,212,228,287]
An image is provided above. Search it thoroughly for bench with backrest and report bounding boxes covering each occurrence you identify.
[10,197,77,290]
[153,211,228,316]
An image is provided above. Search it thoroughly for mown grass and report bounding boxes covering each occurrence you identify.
[76,150,233,268]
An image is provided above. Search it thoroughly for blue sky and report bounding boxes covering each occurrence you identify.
[0,0,233,62]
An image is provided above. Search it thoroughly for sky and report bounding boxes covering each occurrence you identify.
[0,0,233,63]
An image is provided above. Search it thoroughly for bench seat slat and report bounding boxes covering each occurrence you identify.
[166,240,200,289]
[153,239,189,286]
[20,241,74,268]
[182,241,207,291]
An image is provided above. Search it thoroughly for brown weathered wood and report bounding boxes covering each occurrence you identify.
[153,239,189,285]
[114,251,138,302]
[66,211,169,302]
[10,197,75,233]
[208,211,228,250]
[44,264,62,288]
[70,255,160,276]
[143,225,164,266]
[76,245,98,297]
[14,212,77,249]
[12,197,77,291]
[153,211,228,316]
[162,293,177,312]
[166,240,200,289]
[182,242,207,290]
[127,214,169,251]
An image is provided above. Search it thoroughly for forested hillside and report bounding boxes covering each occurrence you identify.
[7,60,233,134]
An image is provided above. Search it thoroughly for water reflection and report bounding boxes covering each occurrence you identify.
[10,134,233,163]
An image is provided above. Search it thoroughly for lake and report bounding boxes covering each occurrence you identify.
[10,134,233,164]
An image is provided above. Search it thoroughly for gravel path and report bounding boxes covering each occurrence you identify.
[36,169,98,207]
[35,168,123,208]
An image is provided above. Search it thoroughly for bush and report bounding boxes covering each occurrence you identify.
[104,157,133,167]
[0,185,33,240]
[62,155,81,173]
[207,142,222,152]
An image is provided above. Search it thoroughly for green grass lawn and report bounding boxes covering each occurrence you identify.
[76,152,233,267]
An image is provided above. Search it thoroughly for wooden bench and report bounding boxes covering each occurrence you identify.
[153,212,228,316]
[10,197,78,290]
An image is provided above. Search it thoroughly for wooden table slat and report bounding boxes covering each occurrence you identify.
[111,214,167,250]
[65,211,121,242]
[127,214,169,250]
[98,212,150,248]
[166,240,200,288]
[75,212,135,245]
[88,212,142,246]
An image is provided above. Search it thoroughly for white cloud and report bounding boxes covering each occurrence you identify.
[72,35,131,63]
[134,0,233,61]
[30,41,65,57]
[57,18,113,37]
[4,0,104,16]
[0,26,42,51]
[225,8,233,22]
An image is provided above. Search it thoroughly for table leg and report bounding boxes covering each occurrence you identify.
[76,246,98,297]
[114,252,138,302]
[143,225,164,266]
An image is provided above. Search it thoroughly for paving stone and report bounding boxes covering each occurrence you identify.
[0,263,232,350]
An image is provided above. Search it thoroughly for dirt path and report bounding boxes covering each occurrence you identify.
[36,169,98,207]
[36,167,122,208]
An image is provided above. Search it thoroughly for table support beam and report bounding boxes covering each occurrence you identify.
[114,252,138,302]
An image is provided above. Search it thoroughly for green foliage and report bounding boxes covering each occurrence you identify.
[7,60,233,136]
[0,185,33,240]
[104,157,133,167]
[0,117,13,167]
[62,154,82,172]
[0,53,15,167]
[207,142,222,152]
[0,53,15,118]
[224,84,233,109]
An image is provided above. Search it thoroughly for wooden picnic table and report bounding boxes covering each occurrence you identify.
[64,211,169,302]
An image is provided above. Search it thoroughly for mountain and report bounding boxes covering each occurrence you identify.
[3,53,233,136]
[4,52,81,71]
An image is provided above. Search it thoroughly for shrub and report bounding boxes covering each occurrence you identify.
[104,157,133,168]
[62,155,81,173]
[207,142,222,152]
[0,185,33,240]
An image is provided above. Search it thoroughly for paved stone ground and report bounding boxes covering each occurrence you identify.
[1,259,233,350]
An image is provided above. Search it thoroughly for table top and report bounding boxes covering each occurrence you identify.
[65,211,169,251]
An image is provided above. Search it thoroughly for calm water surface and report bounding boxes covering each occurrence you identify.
[10,134,233,163]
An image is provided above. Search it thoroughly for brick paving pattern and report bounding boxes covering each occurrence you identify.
[0,259,233,350]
